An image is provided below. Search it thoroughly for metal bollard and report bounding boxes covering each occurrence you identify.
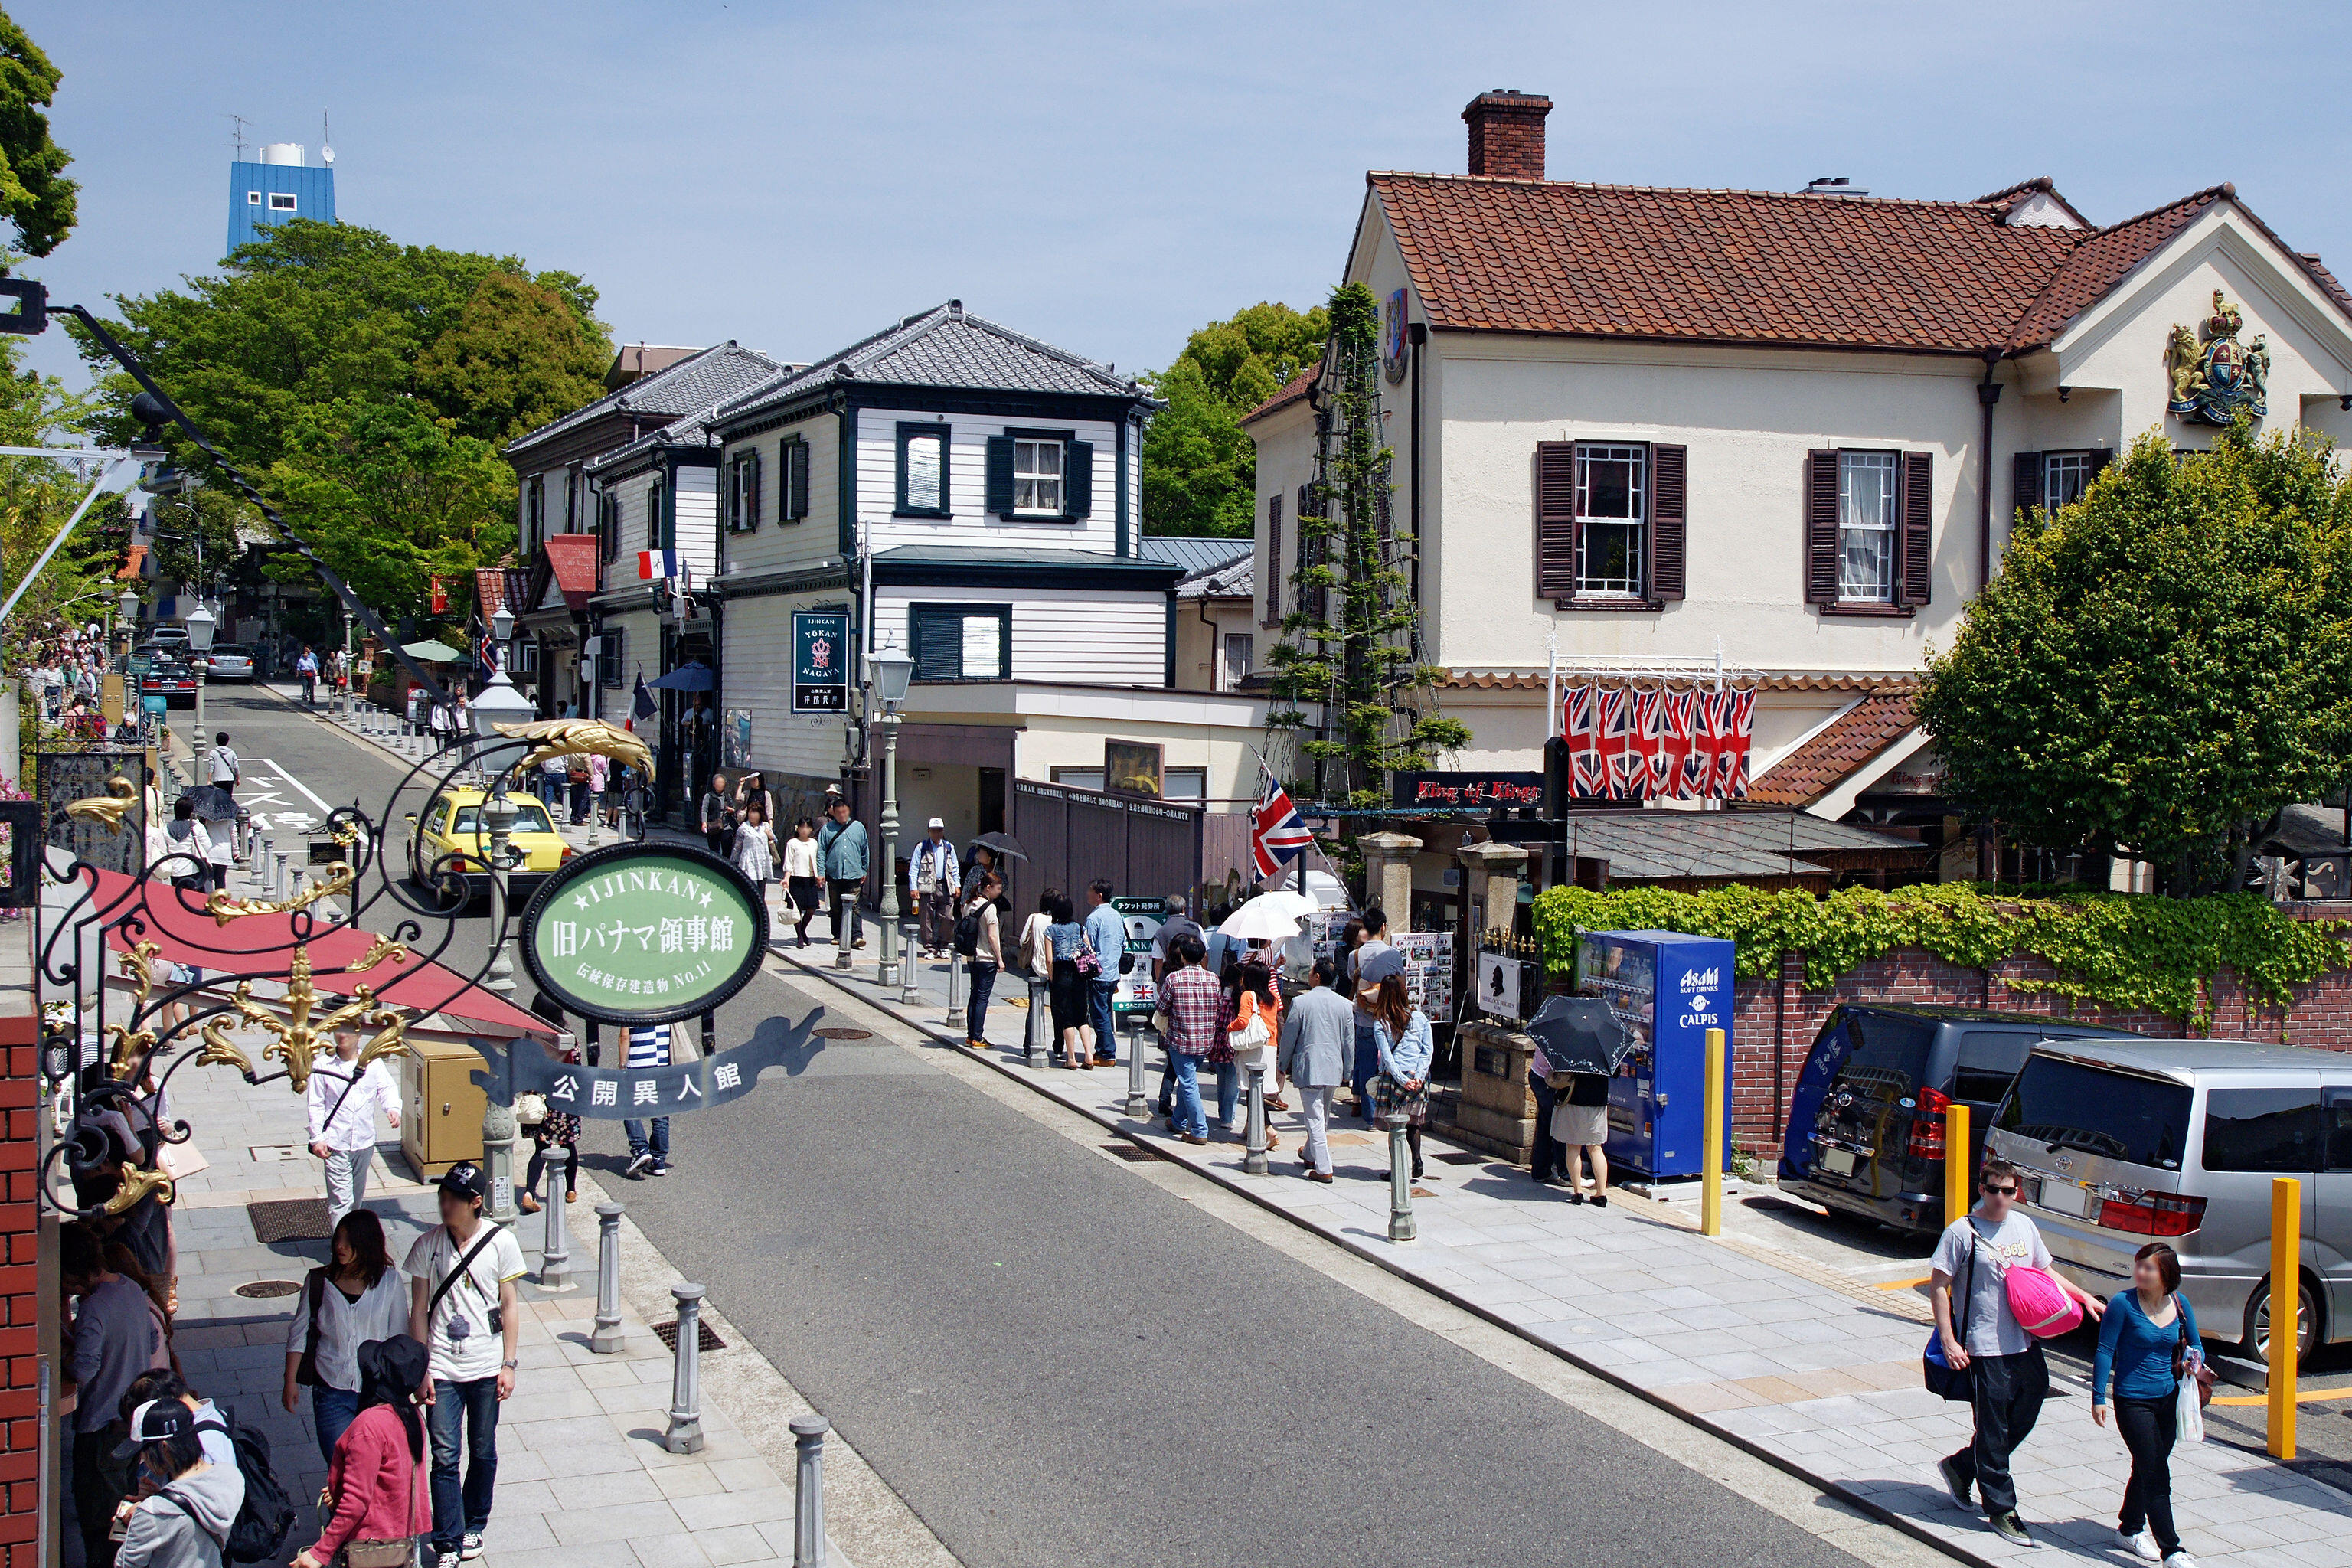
[1124,1014,1148,1119]
[1244,1063,1269,1174]
[1387,1119,1418,1243]
[899,924,923,1004]
[664,1283,706,1453]
[946,951,964,1031]
[791,1415,830,1567]
[590,1203,626,1351]
[1026,978,1051,1070]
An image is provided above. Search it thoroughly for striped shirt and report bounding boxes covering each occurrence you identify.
[626,1024,671,1070]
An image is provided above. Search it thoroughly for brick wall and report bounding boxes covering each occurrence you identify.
[0,1013,38,1566]
[1726,943,2352,1154]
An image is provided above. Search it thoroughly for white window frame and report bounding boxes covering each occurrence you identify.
[1220,632,1253,692]
[1012,438,1063,516]
[247,191,262,205]
[2044,451,2093,510]
[267,191,296,211]
[1836,450,1899,604]
[1574,443,1646,597]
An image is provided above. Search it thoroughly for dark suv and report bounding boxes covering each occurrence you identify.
[1777,1004,2138,1234]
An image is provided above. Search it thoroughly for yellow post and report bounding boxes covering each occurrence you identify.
[2269,1175,2300,1460]
[1944,1102,1971,1227]
[1700,1027,1725,1236]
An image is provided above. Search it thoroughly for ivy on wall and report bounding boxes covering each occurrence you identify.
[1530,883,2352,1029]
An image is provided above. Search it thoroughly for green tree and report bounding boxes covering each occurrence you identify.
[415,270,611,443]
[262,399,516,622]
[0,333,121,668]
[0,8,76,256]
[1918,425,2352,896]
[1141,300,1328,537]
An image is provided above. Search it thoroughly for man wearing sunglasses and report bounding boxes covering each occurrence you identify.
[1929,1158,2105,1549]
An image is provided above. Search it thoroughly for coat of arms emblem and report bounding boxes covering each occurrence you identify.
[2165,289,2270,426]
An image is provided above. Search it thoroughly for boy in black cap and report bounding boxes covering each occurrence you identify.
[403,1163,524,1568]
[109,1396,246,1567]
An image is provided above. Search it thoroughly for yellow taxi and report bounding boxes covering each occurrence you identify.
[407,789,574,900]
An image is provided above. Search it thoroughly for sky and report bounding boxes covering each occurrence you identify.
[12,0,2352,397]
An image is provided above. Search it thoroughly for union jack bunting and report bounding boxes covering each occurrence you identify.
[1717,688,1756,798]
[1693,691,1731,795]
[1596,687,1642,799]
[1658,688,1697,800]
[1563,684,1603,798]
[1630,688,1664,799]
[1251,775,1314,879]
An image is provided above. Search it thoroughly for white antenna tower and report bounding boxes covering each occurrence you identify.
[321,111,334,165]
[223,113,253,162]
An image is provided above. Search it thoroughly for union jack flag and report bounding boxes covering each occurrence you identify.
[1717,688,1755,798]
[1658,688,1697,800]
[1563,684,1603,797]
[1594,687,1641,799]
[1251,775,1313,879]
[1631,689,1666,799]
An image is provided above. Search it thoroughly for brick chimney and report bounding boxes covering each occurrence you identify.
[1462,89,1551,181]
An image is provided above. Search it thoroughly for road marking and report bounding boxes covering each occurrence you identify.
[250,758,364,847]
[263,758,332,812]
[2211,1386,2352,1406]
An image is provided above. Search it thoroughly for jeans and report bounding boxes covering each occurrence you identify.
[537,774,564,808]
[428,1375,501,1551]
[966,961,998,1041]
[323,1145,373,1225]
[312,1382,362,1468]
[302,674,316,704]
[1212,1057,1240,1130]
[830,885,864,946]
[625,1118,670,1162]
[1945,1345,2047,1517]
[1298,1085,1335,1174]
[1352,1021,1380,1124]
[1168,1051,1207,1138]
[1529,1071,1561,1181]
[1089,980,1118,1059]
[570,779,589,823]
[2115,1394,2181,1554]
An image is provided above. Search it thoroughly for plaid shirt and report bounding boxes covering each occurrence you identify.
[1159,965,1225,1057]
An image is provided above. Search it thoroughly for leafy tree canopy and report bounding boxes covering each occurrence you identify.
[1918,425,2352,896]
[0,8,75,256]
[0,329,123,668]
[1142,300,1328,537]
[415,270,612,443]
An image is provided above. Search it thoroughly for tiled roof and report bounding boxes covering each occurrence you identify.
[506,342,787,456]
[472,567,528,619]
[1438,669,1921,693]
[2001,187,2223,348]
[543,535,599,607]
[1176,554,1253,599]
[1547,809,1927,884]
[1746,692,1919,807]
[715,302,1147,427]
[1973,176,2092,229]
[1240,365,1319,426]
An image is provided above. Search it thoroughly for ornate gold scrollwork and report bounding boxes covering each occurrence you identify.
[491,717,655,779]
[205,860,355,926]
[65,776,139,836]
[208,944,410,1095]
[194,1011,254,1078]
[347,936,410,974]
[103,1161,175,1216]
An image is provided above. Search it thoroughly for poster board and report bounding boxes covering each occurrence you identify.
[1110,895,1163,1015]
[1393,929,1454,1021]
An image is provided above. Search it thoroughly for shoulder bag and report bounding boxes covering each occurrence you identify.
[1922,1230,1976,1401]
[426,1224,508,1339]
[293,1268,326,1387]
[2171,1294,2215,1409]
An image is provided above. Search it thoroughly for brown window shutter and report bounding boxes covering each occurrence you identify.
[1805,450,1840,603]
[2011,451,2043,521]
[1649,443,1687,601]
[1298,484,1327,622]
[2086,449,2113,483]
[1899,450,1933,606]
[1536,442,1576,599]
[1264,494,1282,628]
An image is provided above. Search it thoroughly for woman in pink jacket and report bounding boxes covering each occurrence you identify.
[296,1335,432,1568]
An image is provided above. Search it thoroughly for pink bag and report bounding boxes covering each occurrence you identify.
[2004,1263,2082,1338]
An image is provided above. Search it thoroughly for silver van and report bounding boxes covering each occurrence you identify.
[1984,1038,2351,1367]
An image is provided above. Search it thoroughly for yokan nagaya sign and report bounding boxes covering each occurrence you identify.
[792,611,849,713]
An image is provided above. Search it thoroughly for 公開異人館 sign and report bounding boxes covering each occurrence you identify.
[519,843,771,1027]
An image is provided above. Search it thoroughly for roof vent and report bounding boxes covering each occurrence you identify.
[947,299,965,319]
[1800,176,1868,198]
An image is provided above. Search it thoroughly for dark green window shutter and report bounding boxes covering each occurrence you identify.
[745,450,763,531]
[1804,452,1838,604]
[788,440,811,521]
[912,607,965,680]
[1063,440,1093,518]
[985,436,1015,516]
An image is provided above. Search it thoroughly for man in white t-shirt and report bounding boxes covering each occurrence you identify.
[405,1162,526,1568]
[1929,1156,2104,1550]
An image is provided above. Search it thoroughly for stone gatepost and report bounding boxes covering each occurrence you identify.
[1356,830,1422,923]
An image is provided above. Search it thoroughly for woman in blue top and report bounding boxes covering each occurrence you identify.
[2092,1240,2203,1567]
[1365,973,1435,1182]
[1042,893,1096,1069]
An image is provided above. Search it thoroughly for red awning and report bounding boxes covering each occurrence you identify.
[80,868,547,1037]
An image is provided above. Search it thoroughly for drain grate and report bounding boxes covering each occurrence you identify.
[1102,1144,1160,1163]
[814,1027,873,1040]
[235,1279,302,1299]
[1435,1151,1486,1166]
[651,1319,727,1354]
[247,1197,332,1243]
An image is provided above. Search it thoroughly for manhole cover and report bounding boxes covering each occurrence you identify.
[1102,1145,1159,1163]
[247,1197,332,1243]
[1435,1151,1485,1166]
[814,1027,872,1040]
[235,1279,302,1299]
[651,1320,727,1354]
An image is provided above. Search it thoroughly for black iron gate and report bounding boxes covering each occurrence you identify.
[1008,779,1203,915]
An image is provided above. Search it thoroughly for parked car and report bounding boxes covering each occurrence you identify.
[1778,1003,2139,1235]
[408,789,573,901]
[144,626,189,650]
[192,643,253,681]
[1986,1037,2351,1368]
[138,658,197,707]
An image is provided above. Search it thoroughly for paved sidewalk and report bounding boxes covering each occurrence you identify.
[775,935,2352,1568]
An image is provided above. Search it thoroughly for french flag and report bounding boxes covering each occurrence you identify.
[638,549,681,580]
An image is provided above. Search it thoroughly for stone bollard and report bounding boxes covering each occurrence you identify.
[272,846,290,901]
[791,1415,831,1567]
[1025,978,1051,1070]
[898,923,922,1005]
[1387,1119,1418,1243]
[590,1203,626,1352]
[664,1283,706,1453]
[1244,1063,1269,1174]
[945,952,964,1031]
[540,1035,576,1289]
[1124,1014,1148,1119]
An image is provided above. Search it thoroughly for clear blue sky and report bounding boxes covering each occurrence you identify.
[14,1,2350,397]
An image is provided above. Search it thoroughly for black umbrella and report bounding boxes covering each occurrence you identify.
[180,784,239,824]
[1524,995,1633,1077]
[969,831,1027,862]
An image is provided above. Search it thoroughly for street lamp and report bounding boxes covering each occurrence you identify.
[870,637,914,988]
[469,603,534,1227]
[185,601,215,786]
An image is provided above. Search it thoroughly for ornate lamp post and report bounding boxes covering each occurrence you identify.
[185,601,215,784]
[469,604,535,1226]
[869,637,914,988]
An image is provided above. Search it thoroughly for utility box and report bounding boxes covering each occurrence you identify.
[401,1037,486,1180]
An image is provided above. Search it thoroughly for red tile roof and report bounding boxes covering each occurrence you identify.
[2001,187,2223,348]
[1240,365,1318,426]
[1747,693,1919,807]
[544,534,599,609]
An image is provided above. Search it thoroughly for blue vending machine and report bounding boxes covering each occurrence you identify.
[1575,929,1735,1182]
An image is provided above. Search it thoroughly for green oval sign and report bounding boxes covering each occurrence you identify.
[519,843,769,1025]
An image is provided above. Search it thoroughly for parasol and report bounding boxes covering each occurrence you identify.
[968,831,1027,862]
[180,784,239,823]
[1217,893,1304,944]
[1524,994,1634,1077]
[400,639,466,663]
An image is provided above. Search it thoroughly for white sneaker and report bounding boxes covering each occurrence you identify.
[2160,1555,2195,1568]
[2118,1528,2159,1562]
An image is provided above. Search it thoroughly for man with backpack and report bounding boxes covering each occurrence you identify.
[956,869,1005,1045]
[910,819,959,959]
[405,1163,525,1568]
[1930,1156,2105,1550]
[115,1370,299,1568]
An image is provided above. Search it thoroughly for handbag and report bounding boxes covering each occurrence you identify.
[1922,1233,1976,1401]
[2171,1295,2215,1410]
[2004,1263,2083,1338]
[294,1268,325,1387]
[155,1137,208,1181]
[343,1537,418,1567]
[513,1093,549,1126]
[1073,945,1102,979]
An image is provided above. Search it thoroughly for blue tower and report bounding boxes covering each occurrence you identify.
[227,142,335,258]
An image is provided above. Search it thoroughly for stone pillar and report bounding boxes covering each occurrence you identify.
[1356,831,1423,924]
[1458,839,1530,945]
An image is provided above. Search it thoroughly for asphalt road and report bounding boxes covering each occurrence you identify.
[217,691,1874,1567]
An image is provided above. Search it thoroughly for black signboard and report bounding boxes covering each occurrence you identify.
[1389,770,1545,811]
